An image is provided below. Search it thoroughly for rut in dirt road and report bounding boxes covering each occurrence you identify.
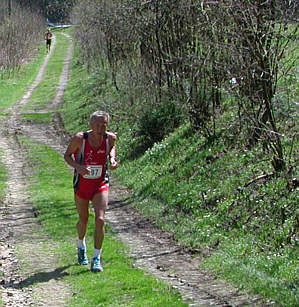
[0,34,71,307]
[105,192,269,307]
[0,31,270,307]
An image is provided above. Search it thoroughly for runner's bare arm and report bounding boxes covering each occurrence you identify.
[107,132,118,170]
[64,132,89,176]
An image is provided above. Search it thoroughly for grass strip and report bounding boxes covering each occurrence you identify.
[18,136,188,307]
[22,31,70,112]
[114,124,298,307]
[21,112,52,124]
[0,149,8,201]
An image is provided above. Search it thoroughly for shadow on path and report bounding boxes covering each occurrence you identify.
[10,265,73,289]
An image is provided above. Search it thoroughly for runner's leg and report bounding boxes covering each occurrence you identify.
[75,194,89,240]
[92,190,108,250]
[75,195,89,264]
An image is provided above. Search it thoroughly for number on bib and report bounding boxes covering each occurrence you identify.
[83,165,102,179]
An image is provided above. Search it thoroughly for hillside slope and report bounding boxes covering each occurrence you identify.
[60,33,298,306]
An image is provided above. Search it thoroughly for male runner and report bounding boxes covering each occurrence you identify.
[44,28,52,53]
[64,111,118,272]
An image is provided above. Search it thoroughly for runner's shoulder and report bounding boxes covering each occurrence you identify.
[106,131,117,140]
[72,131,87,144]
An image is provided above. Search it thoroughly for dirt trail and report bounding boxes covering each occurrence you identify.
[0,35,71,307]
[0,33,270,306]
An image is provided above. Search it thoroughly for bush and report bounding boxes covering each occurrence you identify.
[137,101,183,146]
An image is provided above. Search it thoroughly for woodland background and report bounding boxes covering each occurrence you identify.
[0,1,298,305]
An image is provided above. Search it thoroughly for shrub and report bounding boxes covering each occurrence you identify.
[137,101,183,146]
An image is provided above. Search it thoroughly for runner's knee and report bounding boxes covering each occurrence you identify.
[95,216,105,227]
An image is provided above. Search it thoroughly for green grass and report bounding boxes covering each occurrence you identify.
[0,45,45,110]
[0,150,8,201]
[60,46,122,134]
[21,112,52,123]
[59,60,94,132]
[203,240,298,306]
[18,136,188,307]
[1,24,296,306]
[22,31,70,112]
[0,27,186,306]
[59,33,298,305]
[112,123,298,306]
[0,31,45,307]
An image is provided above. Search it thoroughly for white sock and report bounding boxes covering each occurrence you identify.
[77,238,86,249]
[93,248,102,258]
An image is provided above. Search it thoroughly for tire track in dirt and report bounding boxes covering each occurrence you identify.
[105,193,270,307]
[0,32,272,307]
[0,34,71,307]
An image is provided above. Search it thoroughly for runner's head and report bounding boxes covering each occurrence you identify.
[89,111,109,135]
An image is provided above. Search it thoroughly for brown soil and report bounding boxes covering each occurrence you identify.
[0,33,272,307]
[0,35,71,307]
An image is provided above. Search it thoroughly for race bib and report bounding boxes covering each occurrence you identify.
[83,165,102,179]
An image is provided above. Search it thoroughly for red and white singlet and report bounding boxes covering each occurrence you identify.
[73,132,109,200]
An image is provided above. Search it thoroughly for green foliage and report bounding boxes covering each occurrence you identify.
[136,100,183,150]
[71,0,299,173]
[61,62,116,133]
[60,28,298,305]
[23,32,70,112]
[203,240,299,307]
[0,150,8,202]
[114,122,298,305]
[44,0,75,23]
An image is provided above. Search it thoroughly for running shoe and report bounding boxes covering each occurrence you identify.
[77,247,88,265]
[91,256,103,272]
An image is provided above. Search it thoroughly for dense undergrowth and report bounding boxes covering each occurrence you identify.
[60,35,298,305]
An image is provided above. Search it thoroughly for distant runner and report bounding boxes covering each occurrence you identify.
[64,110,118,272]
[44,28,52,53]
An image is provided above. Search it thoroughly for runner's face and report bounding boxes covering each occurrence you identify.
[90,116,108,135]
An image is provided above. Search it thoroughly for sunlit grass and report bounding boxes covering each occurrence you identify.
[0,149,8,204]
[112,122,298,306]
[58,27,299,306]
[18,136,187,307]
[22,31,70,112]
[203,239,299,306]
[21,112,52,123]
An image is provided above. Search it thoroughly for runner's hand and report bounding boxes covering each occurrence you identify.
[109,158,118,170]
[76,165,90,176]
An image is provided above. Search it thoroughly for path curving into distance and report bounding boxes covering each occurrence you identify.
[0,32,269,307]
